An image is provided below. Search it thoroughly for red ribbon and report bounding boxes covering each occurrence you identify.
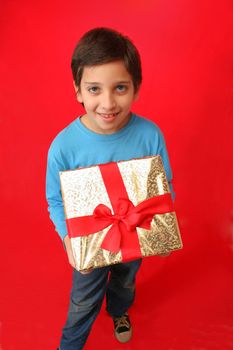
[67,162,174,261]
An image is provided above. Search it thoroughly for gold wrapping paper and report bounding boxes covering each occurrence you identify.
[59,155,182,271]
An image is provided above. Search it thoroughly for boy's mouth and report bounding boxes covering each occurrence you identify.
[97,112,119,121]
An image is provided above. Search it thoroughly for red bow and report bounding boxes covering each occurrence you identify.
[67,193,173,254]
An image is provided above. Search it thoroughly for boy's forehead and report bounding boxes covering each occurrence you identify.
[83,80,132,85]
[81,61,133,82]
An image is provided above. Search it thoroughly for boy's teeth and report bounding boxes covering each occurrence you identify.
[102,113,116,117]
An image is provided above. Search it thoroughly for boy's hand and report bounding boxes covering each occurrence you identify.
[64,235,76,268]
[63,235,93,274]
[79,269,93,275]
[158,252,171,257]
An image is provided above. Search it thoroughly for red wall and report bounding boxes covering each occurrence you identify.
[1,1,233,349]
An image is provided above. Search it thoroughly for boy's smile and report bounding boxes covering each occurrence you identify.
[74,61,138,134]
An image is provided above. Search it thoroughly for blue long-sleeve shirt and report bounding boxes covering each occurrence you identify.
[46,113,174,240]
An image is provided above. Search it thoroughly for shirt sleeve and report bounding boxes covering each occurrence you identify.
[157,130,175,201]
[45,145,68,240]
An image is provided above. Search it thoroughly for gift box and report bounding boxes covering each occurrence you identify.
[59,155,182,271]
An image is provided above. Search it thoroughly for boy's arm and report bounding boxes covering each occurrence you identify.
[46,148,68,240]
[46,146,93,273]
[45,147,76,266]
[156,129,174,257]
[157,130,175,201]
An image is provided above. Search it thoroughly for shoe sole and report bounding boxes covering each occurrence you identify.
[114,328,132,343]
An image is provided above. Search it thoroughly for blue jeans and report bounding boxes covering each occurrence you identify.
[59,259,142,350]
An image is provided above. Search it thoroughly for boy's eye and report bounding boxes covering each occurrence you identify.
[116,85,127,92]
[88,86,99,94]
[87,85,128,94]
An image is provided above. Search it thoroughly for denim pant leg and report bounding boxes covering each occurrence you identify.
[60,266,109,350]
[106,259,142,318]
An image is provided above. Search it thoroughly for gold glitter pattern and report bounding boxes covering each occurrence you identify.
[136,156,182,256]
[60,167,112,218]
[60,167,122,270]
[59,156,182,271]
[147,156,170,197]
[137,213,182,256]
[71,228,122,270]
[118,158,151,204]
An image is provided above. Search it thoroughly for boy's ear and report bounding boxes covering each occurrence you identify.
[134,90,139,101]
[73,80,83,103]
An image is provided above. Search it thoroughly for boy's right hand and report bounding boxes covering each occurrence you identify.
[63,235,93,274]
[64,235,76,268]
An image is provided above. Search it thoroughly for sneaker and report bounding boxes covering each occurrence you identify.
[113,313,132,343]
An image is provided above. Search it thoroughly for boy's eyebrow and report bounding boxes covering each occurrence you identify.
[84,82,101,85]
[115,81,131,84]
[84,81,131,85]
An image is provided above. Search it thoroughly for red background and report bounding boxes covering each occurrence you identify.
[1,0,233,349]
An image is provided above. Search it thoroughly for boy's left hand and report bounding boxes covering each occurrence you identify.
[158,252,171,257]
[80,268,93,275]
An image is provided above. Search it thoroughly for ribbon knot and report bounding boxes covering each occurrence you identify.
[92,199,142,252]
[113,214,126,222]
[67,194,174,254]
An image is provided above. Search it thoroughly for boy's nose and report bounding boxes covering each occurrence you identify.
[100,92,116,111]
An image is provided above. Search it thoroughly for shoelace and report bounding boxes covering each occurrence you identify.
[114,314,130,332]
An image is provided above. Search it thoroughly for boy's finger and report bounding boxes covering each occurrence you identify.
[159,252,171,257]
[80,268,93,275]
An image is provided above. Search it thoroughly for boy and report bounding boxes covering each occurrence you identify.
[46,27,173,350]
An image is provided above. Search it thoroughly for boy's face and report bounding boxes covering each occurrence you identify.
[74,60,138,134]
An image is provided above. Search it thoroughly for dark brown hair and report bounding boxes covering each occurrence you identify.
[71,27,142,92]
